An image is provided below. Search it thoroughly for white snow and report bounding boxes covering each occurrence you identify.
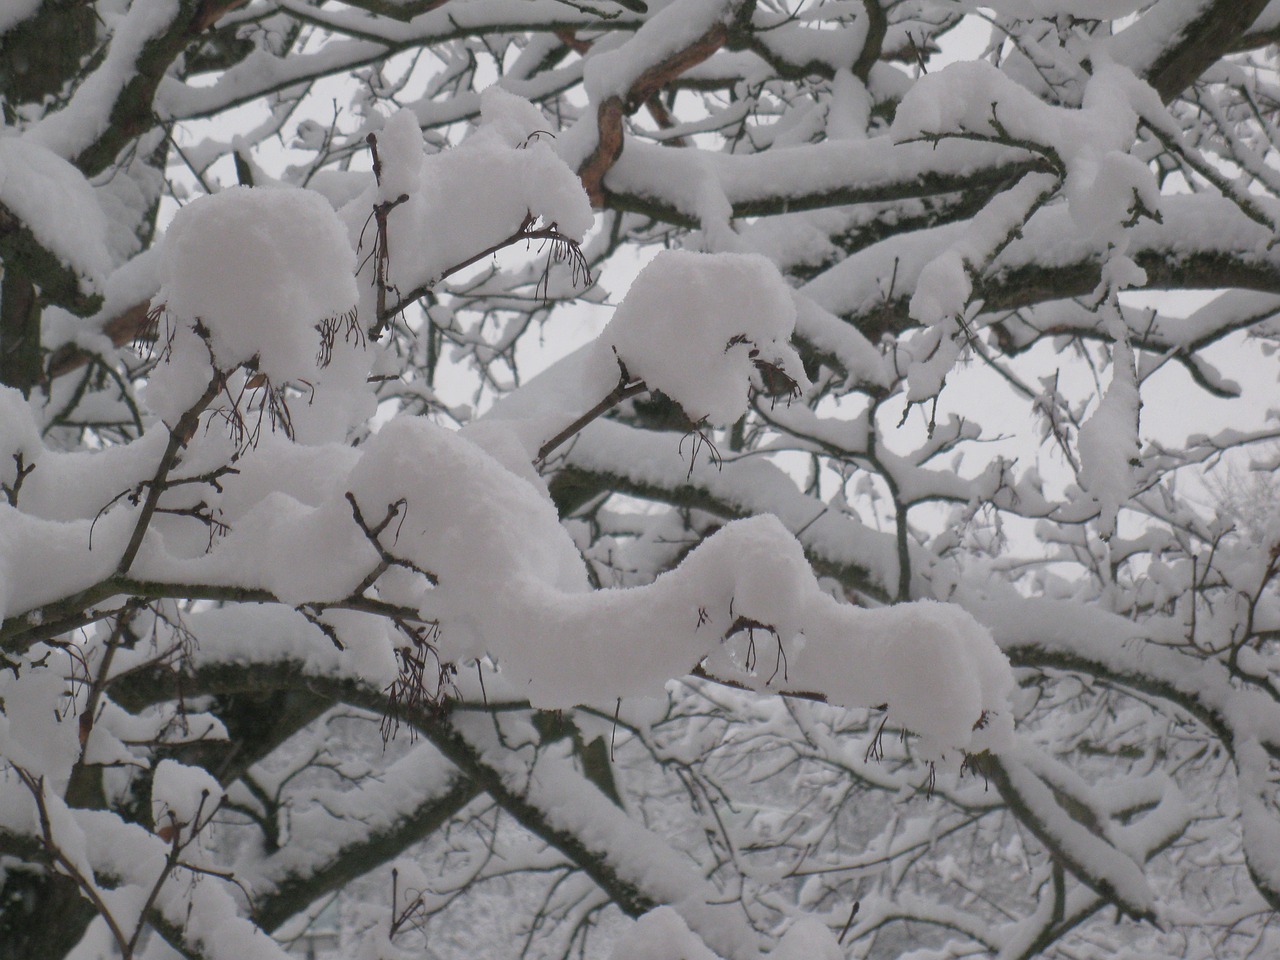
[156,186,358,384]
[0,135,112,289]
[12,7,1276,957]
[892,61,1161,245]
[0,0,40,32]
[582,0,738,103]
[611,907,722,960]
[372,109,425,203]
[1076,342,1141,538]
[25,0,183,162]
[772,917,844,960]
[341,94,593,309]
[595,250,810,426]
[151,759,224,839]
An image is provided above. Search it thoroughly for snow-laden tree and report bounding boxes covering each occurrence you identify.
[2,1,1280,958]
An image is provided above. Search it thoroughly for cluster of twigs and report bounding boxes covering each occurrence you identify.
[141,304,327,450]
[12,766,237,960]
[382,621,456,745]
[317,308,364,366]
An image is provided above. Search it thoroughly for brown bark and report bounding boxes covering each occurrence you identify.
[577,22,729,207]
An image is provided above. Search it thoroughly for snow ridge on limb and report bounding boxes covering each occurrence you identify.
[6,413,1009,755]
[982,743,1157,923]
[971,587,1280,913]
[241,742,481,933]
[0,138,112,310]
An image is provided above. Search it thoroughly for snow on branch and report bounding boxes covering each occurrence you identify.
[10,6,1280,959]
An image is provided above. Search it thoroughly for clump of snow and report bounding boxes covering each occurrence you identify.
[596,250,810,425]
[0,663,83,789]
[1095,242,1148,296]
[373,109,425,202]
[140,316,220,424]
[151,758,224,840]
[772,917,844,960]
[0,387,42,483]
[900,169,1058,399]
[900,316,965,403]
[183,485,375,607]
[909,250,971,329]
[346,416,590,616]
[134,406,1011,755]
[479,86,555,147]
[1064,149,1157,240]
[155,186,358,385]
[903,244,973,402]
[827,68,872,141]
[483,513,1010,757]
[807,598,1015,757]
[341,94,593,309]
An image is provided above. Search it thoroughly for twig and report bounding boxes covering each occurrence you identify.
[535,375,647,465]
[345,492,439,587]
[117,375,224,575]
[381,222,592,324]
[14,767,132,956]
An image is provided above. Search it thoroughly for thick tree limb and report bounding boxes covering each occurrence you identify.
[1109,0,1275,102]
[250,762,481,932]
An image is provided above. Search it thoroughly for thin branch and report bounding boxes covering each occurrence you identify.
[535,376,647,465]
[117,375,223,575]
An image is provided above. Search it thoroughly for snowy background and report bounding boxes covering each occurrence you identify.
[1,1,1280,959]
